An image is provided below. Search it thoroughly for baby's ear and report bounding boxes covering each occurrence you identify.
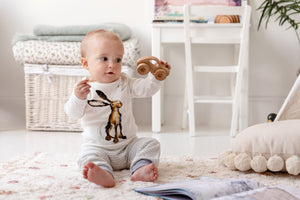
[81,58,88,70]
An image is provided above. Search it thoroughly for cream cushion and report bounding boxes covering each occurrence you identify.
[219,119,300,175]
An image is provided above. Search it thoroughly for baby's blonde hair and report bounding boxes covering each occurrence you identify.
[80,29,123,57]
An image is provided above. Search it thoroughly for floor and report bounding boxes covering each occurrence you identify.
[0,125,232,163]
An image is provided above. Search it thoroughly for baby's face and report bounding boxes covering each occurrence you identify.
[84,35,124,83]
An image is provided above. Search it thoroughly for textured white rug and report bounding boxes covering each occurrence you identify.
[1,152,300,200]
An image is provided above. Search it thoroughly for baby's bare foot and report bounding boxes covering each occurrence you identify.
[83,162,115,188]
[131,163,158,182]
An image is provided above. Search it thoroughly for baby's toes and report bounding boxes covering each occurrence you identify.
[153,166,158,174]
[83,169,88,179]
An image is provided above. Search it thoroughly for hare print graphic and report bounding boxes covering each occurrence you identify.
[88,90,126,143]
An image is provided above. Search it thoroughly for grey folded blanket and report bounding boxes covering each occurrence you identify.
[12,23,132,45]
[11,34,84,45]
[33,23,131,38]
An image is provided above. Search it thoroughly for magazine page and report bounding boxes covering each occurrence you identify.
[213,185,300,200]
[134,176,263,200]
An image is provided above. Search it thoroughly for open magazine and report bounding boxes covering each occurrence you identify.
[134,176,300,200]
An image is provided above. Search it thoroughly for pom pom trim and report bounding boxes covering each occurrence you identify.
[219,151,300,175]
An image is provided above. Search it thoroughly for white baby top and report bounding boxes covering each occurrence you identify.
[65,73,162,149]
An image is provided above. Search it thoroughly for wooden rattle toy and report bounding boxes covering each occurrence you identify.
[136,56,170,81]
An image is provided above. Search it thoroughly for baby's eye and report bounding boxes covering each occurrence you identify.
[115,58,122,63]
[100,57,108,61]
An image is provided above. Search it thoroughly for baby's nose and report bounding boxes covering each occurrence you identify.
[108,61,114,68]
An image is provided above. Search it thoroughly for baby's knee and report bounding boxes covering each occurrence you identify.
[144,137,160,148]
[143,138,161,162]
[147,138,161,152]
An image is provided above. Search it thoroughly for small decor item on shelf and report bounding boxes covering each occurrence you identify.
[136,56,170,81]
[214,15,240,23]
[267,113,277,122]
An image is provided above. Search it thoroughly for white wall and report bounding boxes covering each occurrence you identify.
[248,1,300,125]
[0,0,299,130]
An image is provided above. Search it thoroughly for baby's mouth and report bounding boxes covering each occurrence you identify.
[107,72,114,75]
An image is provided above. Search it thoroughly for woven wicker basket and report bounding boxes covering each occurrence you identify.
[24,64,86,131]
[24,64,133,132]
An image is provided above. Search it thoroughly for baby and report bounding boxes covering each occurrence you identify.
[65,29,170,187]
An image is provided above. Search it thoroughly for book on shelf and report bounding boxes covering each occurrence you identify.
[153,14,208,23]
[134,176,300,200]
[153,0,242,24]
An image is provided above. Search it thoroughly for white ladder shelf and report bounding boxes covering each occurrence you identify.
[183,5,251,137]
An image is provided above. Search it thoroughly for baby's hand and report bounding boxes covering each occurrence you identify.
[74,78,91,100]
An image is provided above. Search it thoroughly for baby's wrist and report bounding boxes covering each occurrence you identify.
[74,92,86,100]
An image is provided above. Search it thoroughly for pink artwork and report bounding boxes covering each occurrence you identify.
[155,0,240,6]
[154,0,241,22]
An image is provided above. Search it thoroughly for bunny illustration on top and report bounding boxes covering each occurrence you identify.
[88,90,126,143]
